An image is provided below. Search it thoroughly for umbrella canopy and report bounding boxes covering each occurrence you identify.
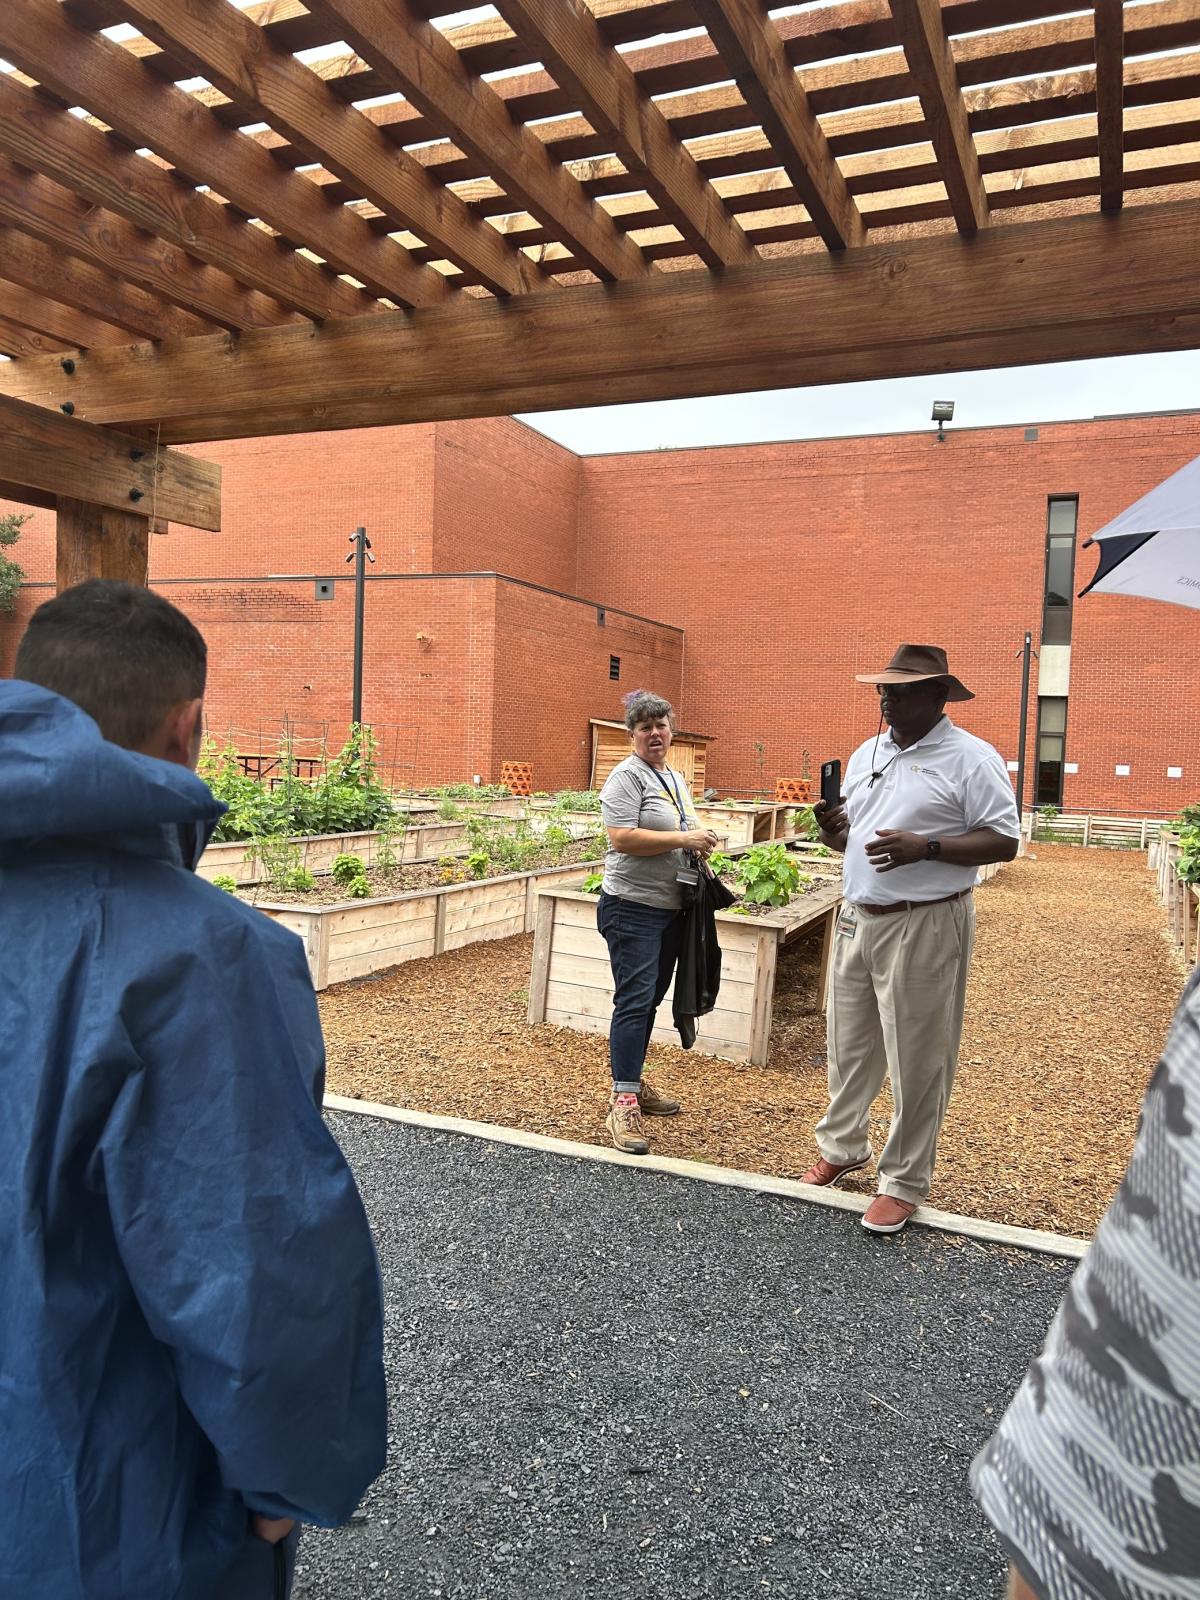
[1080,452,1200,608]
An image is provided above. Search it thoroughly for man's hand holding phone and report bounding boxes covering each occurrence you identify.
[814,759,849,852]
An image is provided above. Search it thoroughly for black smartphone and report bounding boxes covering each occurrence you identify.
[820,759,842,812]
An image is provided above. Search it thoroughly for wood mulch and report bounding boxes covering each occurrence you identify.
[319,845,1184,1237]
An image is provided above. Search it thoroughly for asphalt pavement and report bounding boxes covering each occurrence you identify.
[294,1111,1073,1600]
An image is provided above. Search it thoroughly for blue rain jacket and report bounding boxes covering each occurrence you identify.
[0,682,387,1600]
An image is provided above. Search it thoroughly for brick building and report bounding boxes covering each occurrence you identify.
[3,408,1198,813]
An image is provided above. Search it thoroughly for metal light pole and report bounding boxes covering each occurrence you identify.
[346,526,374,725]
[1015,630,1035,823]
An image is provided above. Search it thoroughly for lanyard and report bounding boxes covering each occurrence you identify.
[638,758,690,828]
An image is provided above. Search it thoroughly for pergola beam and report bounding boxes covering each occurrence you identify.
[1095,0,1126,212]
[0,58,361,324]
[0,279,132,350]
[0,392,221,530]
[490,0,754,270]
[2,202,1196,442]
[888,0,989,232]
[99,0,550,298]
[2,0,448,312]
[315,0,646,283]
[688,0,865,250]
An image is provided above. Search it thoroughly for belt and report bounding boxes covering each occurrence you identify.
[853,888,972,917]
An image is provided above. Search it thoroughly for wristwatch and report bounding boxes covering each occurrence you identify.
[925,838,941,859]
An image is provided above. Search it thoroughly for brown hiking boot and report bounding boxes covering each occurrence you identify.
[638,1078,681,1117]
[606,1096,650,1155]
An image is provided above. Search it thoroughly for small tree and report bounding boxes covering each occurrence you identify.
[0,512,29,614]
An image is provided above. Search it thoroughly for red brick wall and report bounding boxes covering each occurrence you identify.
[5,410,1200,815]
[577,414,1200,814]
[431,416,580,590]
[490,582,683,791]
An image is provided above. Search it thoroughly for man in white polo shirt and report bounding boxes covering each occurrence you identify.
[804,644,1020,1235]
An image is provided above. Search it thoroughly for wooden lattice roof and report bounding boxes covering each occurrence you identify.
[0,0,1198,453]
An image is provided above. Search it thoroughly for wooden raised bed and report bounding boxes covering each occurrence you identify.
[254,859,603,991]
[527,879,843,1067]
[197,812,526,886]
[692,801,803,845]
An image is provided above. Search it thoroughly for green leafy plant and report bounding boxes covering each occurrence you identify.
[791,805,821,841]
[542,822,572,856]
[581,871,603,894]
[0,511,28,615]
[734,843,807,906]
[811,843,834,858]
[210,874,238,894]
[552,789,603,813]
[438,853,466,884]
[437,797,463,821]
[331,852,366,888]
[590,825,609,858]
[466,848,491,880]
[278,866,316,893]
[708,851,734,879]
[1033,803,1062,843]
[257,833,306,890]
[198,724,391,843]
[1177,827,1200,884]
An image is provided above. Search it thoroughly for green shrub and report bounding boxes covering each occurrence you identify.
[279,867,315,893]
[199,724,391,843]
[542,822,572,854]
[331,852,366,888]
[552,789,602,813]
[1177,827,1200,884]
[735,843,806,906]
[466,848,491,880]
[437,797,463,821]
[211,874,238,894]
[344,871,371,899]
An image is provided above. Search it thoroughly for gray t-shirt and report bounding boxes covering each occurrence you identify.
[599,755,696,910]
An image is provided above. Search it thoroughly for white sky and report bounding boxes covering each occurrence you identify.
[515,351,1200,455]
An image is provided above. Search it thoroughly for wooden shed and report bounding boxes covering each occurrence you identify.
[589,719,714,799]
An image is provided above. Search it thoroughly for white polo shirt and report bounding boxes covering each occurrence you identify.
[842,715,1020,906]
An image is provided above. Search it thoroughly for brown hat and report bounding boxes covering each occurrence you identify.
[854,643,974,701]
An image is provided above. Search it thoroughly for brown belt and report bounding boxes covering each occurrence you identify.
[853,888,973,917]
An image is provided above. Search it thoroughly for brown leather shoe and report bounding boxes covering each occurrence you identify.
[798,1155,870,1187]
[605,1097,650,1155]
[861,1194,917,1234]
[637,1078,681,1117]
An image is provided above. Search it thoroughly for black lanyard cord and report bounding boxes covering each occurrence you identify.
[637,758,690,827]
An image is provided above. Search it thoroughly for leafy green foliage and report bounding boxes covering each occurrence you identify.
[1032,803,1062,843]
[428,782,512,802]
[542,823,572,851]
[791,805,821,841]
[278,866,316,893]
[1177,828,1200,884]
[211,874,238,894]
[1176,802,1200,830]
[551,789,602,813]
[199,725,392,843]
[734,843,809,906]
[437,797,463,821]
[708,851,734,879]
[466,848,491,880]
[581,871,603,894]
[331,852,366,888]
[0,512,28,615]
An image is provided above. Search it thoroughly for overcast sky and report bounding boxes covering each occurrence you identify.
[515,350,1200,456]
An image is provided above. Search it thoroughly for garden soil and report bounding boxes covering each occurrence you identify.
[319,845,1184,1237]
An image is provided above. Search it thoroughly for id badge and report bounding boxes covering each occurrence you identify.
[836,905,858,938]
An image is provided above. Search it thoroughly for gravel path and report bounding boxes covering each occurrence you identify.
[294,1111,1073,1600]
[320,845,1183,1235]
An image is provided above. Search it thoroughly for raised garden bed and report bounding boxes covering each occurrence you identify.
[692,801,805,845]
[527,877,843,1068]
[254,857,604,991]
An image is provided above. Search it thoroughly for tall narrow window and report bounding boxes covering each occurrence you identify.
[1041,496,1078,646]
[1035,696,1068,807]
[609,655,621,681]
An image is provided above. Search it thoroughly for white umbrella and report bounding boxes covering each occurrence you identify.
[1081,452,1200,608]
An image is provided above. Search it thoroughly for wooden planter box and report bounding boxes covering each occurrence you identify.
[527,880,842,1067]
[254,859,603,991]
[197,813,519,886]
[693,802,804,845]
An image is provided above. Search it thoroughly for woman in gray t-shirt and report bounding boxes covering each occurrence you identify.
[597,692,717,1156]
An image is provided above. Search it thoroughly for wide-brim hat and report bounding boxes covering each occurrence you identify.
[854,643,974,701]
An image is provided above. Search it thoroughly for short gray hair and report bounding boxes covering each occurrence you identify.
[624,690,675,732]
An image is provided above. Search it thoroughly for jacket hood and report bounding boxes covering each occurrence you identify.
[0,680,224,851]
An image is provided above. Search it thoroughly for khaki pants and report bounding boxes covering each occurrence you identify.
[816,893,975,1205]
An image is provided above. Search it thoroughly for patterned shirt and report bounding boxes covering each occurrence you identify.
[971,968,1200,1599]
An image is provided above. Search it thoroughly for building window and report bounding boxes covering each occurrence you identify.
[609,655,621,681]
[1035,696,1067,807]
[597,606,606,627]
[1041,496,1078,646]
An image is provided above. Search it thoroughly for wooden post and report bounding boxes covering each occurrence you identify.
[1082,813,1092,849]
[56,496,150,590]
[527,891,556,1024]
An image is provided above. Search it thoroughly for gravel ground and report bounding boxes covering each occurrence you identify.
[321,846,1183,1235]
[294,1111,1073,1600]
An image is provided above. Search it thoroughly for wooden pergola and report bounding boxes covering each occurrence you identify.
[0,0,1198,588]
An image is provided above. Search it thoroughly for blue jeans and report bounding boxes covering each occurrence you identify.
[597,892,682,1086]
[214,1522,301,1599]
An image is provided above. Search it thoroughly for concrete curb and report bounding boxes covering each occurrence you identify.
[324,1093,1090,1261]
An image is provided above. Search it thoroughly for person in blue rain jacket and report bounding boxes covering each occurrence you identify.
[0,581,387,1600]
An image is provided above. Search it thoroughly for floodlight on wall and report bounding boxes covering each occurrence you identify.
[932,400,955,442]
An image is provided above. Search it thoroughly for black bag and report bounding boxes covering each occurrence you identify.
[672,859,734,1049]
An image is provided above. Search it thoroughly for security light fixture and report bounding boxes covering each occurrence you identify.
[932,399,955,443]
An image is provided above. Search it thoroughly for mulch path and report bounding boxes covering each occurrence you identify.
[320,845,1184,1237]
